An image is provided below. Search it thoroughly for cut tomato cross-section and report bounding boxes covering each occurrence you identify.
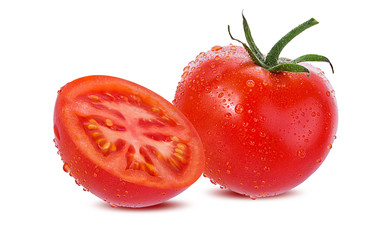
[78,92,192,177]
[54,75,205,207]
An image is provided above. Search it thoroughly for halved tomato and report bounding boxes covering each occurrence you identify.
[54,75,205,208]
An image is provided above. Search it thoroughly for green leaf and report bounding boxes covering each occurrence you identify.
[268,63,310,75]
[292,54,334,73]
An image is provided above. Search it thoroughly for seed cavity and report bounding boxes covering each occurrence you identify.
[88,95,100,101]
[176,143,186,151]
[105,119,113,127]
[80,92,190,177]
[81,116,125,155]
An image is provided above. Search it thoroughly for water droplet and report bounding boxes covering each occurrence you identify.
[297,150,306,158]
[235,104,244,114]
[250,195,258,200]
[63,163,70,173]
[317,158,322,163]
[246,79,255,88]
[259,131,266,138]
[218,92,224,98]
[263,166,271,172]
[75,179,81,186]
[181,71,188,78]
[210,179,217,185]
[211,46,222,51]
[230,45,237,51]
[57,86,64,95]
[326,91,331,97]
[214,56,221,60]
[327,144,333,149]
[225,113,232,119]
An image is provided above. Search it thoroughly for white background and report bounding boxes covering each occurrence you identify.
[1,0,390,239]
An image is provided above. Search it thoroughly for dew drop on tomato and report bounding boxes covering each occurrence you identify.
[263,166,271,172]
[211,46,223,51]
[75,179,81,186]
[297,150,306,158]
[246,80,255,88]
[235,104,244,114]
[63,163,70,173]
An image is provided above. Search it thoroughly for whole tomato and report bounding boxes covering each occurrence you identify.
[173,15,338,198]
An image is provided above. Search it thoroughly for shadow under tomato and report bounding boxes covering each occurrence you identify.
[209,188,304,200]
[96,199,188,211]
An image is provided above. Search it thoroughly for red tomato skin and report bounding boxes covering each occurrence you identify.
[54,76,202,207]
[174,45,338,198]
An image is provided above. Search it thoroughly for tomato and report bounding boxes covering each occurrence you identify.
[54,75,205,207]
[173,16,338,198]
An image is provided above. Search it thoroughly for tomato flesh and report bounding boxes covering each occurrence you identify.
[173,45,338,198]
[54,75,204,207]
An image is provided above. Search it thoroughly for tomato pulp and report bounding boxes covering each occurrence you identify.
[54,75,205,207]
[173,45,338,198]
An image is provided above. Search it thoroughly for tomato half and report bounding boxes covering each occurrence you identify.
[54,75,205,207]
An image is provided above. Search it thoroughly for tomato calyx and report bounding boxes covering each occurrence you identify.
[228,12,334,75]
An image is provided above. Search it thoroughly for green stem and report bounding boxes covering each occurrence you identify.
[227,14,334,75]
[265,18,319,66]
[228,25,269,69]
[242,12,264,62]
